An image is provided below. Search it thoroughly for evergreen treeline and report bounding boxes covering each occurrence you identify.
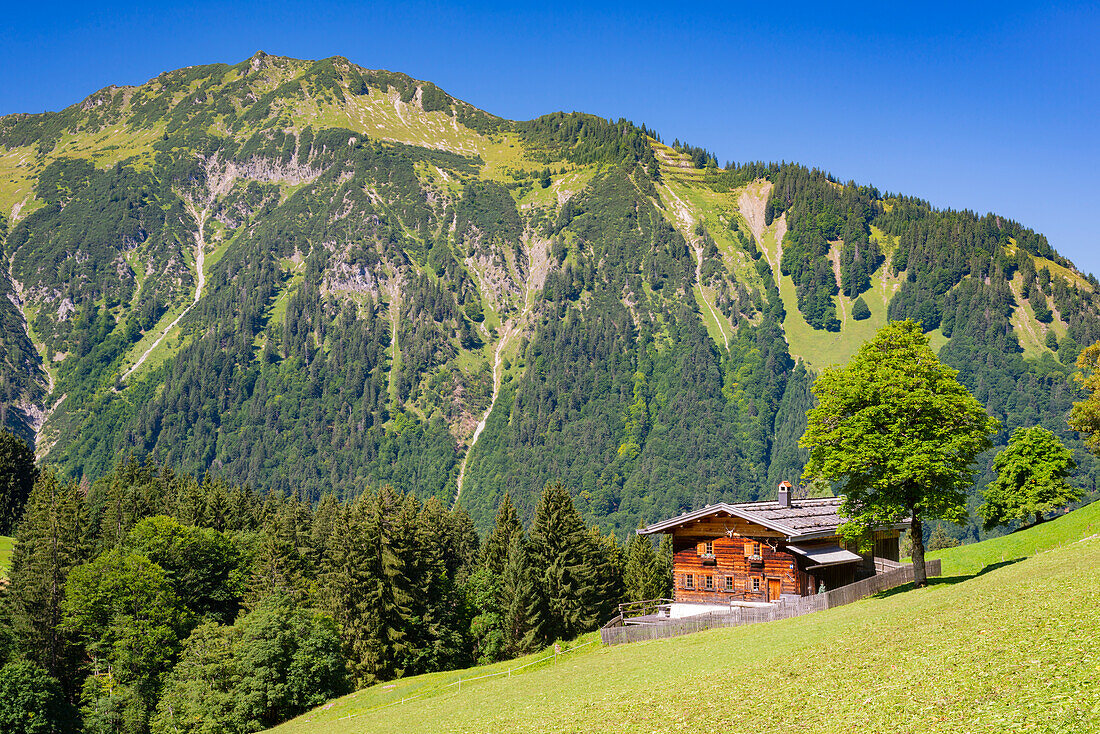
[767,166,884,331]
[0,456,670,734]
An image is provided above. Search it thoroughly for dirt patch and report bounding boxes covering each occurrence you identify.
[828,241,846,320]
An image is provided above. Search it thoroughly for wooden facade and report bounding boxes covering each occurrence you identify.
[640,490,902,604]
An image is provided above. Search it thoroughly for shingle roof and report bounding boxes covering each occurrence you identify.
[736,498,848,537]
[636,497,906,540]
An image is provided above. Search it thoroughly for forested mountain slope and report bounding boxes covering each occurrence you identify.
[1,52,1098,538]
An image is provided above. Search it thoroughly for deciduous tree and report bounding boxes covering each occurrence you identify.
[1069,341,1100,453]
[801,320,998,586]
[0,660,76,734]
[979,426,1079,529]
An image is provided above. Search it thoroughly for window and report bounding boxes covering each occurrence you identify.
[704,541,714,555]
[724,576,734,591]
[684,574,695,590]
[704,575,714,590]
[744,540,762,559]
[752,577,760,592]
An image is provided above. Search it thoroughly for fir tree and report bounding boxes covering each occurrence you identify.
[527,483,595,642]
[482,491,522,578]
[624,532,663,602]
[7,472,91,690]
[0,432,38,535]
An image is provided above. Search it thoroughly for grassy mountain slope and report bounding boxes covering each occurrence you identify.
[0,534,11,579]
[271,501,1100,733]
[2,53,1100,538]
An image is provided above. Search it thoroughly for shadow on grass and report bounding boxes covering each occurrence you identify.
[872,557,1026,599]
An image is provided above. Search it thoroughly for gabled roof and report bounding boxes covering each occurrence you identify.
[636,497,906,541]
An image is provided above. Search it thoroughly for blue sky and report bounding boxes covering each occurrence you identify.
[3,1,1097,275]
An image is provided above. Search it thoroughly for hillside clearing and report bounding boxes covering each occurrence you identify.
[271,502,1100,734]
[0,535,11,579]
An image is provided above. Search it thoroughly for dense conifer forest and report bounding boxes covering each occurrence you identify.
[0,455,668,732]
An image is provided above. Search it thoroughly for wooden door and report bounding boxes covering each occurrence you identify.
[768,578,781,601]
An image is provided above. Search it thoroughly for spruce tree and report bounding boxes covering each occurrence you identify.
[0,432,38,535]
[656,535,674,598]
[7,472,90,690]
[482,491,522,577]
[445,504,481,585]
[852,296,871,320]
[499,531,543,657]
[527,483,595,642]
[358,486,410,683]
[410,497,468,673]
[624,532,663,602]
[319,497,375,686]
[585,526,624,623]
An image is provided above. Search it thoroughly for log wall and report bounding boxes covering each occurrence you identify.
[672,534,809,603]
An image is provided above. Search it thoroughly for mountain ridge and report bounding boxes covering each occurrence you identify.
[1,52,1097,539]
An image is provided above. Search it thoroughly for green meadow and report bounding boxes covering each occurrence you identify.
[271,502,1100,733]
[0,535,12,579]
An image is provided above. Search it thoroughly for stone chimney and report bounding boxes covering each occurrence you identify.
[777,481,792,508]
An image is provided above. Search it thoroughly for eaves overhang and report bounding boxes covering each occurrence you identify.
[636,503,799,538]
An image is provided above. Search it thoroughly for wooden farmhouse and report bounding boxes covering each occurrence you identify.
[638,482,904,604]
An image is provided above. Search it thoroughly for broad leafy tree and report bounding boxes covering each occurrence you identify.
[1069,341,1100,453]
[0,660,76,734]
[126,516,244,624]
[980,426,1079,529]
[61,549,190,733]
[229,595,349,732]
[801,320,998,586]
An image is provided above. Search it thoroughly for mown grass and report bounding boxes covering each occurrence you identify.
[928,499,1100,578]
[271,502,1100,734]
[0,535,13,579]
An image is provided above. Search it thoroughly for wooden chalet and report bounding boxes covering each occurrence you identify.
[638,482,904,604]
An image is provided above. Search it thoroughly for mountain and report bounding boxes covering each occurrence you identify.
[1,52,1098,537]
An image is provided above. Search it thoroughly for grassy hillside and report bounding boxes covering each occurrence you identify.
[0,535,12,579]
[271,502,1100,733]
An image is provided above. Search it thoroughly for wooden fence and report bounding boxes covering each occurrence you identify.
[600,559,941,646]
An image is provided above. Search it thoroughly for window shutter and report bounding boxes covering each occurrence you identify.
[744,540,753,557]
[697,541,706,556]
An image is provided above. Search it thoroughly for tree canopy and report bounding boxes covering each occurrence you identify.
[1069,341,1100,455]
[0,432,38,534]
[980,426,1079,529]
[800,320,999,586]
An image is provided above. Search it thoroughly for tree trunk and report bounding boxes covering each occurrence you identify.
[1035,511,1043,525]
[910,515,927,588]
